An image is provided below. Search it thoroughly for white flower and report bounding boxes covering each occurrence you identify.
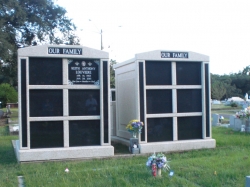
[65,168,69,173]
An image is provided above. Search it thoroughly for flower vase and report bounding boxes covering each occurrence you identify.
[157,168,162,177]
[132,132,138,138]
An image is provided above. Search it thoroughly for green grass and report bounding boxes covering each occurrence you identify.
[1,126,250,187]
[211,104,242,110]
[211,104,241,114]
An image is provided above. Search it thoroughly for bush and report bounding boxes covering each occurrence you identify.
[0,83,17,108]
[230,102,238,107]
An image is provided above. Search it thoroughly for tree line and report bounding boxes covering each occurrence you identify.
[211,66,250,100]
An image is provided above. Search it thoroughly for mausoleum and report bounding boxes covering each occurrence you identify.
[113,50,216,153]
[16,45,113,162]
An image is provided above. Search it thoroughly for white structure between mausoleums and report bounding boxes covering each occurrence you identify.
[113,50,216,153]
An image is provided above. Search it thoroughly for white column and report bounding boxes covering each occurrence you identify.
[172,62,178,141]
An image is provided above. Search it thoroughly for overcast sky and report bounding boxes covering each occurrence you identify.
[55,0,250,75]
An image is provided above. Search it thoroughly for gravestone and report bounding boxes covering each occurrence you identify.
[114,50,215,153]
[229,115,245,131]
[9,124,19,135]
[245,176,250,187]
[212,114,220,126]
[16,45,113,162]
[0,110,3,118]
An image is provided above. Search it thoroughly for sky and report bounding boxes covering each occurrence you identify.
[55,0,250,75]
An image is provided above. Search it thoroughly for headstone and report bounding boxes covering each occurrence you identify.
[245,176,250,187]
[0,110,3,118]
[245,120,250,132]
[245,93,249,101]
[212,114,220,126]
[241,125,245,132]
[9,124,19,135]
[228,115,250,132]
[6,105,11,114]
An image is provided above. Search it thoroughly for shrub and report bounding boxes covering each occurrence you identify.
[230,102,238,107]
[0,83,17,108]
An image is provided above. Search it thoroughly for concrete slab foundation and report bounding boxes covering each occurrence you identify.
[112,136,216,154]
[139,139,216,153]
[14,140,114,162]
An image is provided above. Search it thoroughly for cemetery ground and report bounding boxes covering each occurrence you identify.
[211,104,242,124]
[1,108,250,186]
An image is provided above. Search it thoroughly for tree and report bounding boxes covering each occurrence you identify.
[110,59,117,88]
[0,83,18,107]
[211,74,242,100]
[234,77,250,96]
[211,81,226,100]
[0,0,80,87]
[240,65,250,76]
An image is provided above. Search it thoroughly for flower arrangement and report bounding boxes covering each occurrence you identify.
[126,119,144,133]
[236,108,250,120]
[146,152,170,171]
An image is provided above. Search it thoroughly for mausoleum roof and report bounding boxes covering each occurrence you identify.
[114,50,209,69]
[18,44,109,59]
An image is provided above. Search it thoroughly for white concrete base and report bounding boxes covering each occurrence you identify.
[14,140,114,162]
[111,136,216,154]
[139,139,216,154]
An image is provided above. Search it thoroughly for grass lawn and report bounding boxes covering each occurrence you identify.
[211,104,241,114]
[1,126,250,187]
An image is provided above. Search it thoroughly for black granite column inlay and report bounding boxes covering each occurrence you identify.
[21,59,27,147]
[205,64,210,137]
[139,62,145,141]
[103,61,109,143]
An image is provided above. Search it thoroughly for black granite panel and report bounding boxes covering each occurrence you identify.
[145,61,172,85]
[111,91,116,101]
[21,59,27,147]
[176,62,201,85]
[29,90,63,117]
[139,62,145,141]
[69,120,100,146]
[103,61,109,143]
[30,121,64,148]
[177,89,202,113]
[205,64,210,137]
[178,116,202,140]
[147,118,173,142]
[29,58,62,85]
[147,90,172,114]
[68,90,100,116]
[68,59,99,85]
